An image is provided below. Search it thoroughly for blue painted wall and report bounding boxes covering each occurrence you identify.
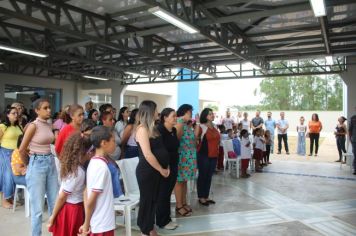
[177,68,200,115]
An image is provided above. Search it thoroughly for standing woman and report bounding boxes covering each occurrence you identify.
[121,108,139,159]
[156,108,180,230]
[55,104,84,156]
[175,104,197,216]
[19,98,59,236]
[0,107,23,208]
[11,102,27,128]
[115,106,129,139]
[308,113,323,156]
[135,100,170,236]
[335,116,347,162]
[195,108,220,206]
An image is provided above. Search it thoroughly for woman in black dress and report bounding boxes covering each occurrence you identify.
[135,100,170,236]
[335,116,347,162]
[156,108,180,230]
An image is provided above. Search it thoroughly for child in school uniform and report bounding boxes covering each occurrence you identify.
[47,131,92,236]
[79,126,116,236]
[264,130,272,164]
[261,129,267,166]
[240,129,251,178]
[253,128,264,172]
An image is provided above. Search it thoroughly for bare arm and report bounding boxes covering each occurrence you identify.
[135,126,169,177]
[319,122,323,132]
[121,125,133,147]
[19,123,36,163]
[194,125,201,146]
[0,129,3,141]
[79,191,100,235]
[47,191,68,229]
[176,122,184,140]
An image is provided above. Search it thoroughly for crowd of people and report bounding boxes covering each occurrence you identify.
[0,99,356,236]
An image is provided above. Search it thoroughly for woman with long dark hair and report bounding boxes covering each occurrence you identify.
[308,113,323,156]
[121,108,139,159]
[19,99,59,235]
[135,100,170,236]
[115,106,129,139]
[156,108,179,230]
[0,107,23,208]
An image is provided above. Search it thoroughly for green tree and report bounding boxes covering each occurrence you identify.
[257,61,343,111]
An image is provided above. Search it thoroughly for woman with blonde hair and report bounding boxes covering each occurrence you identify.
[135,100,170,236]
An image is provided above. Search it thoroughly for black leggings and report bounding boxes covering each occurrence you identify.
[309,133,320,155]
[265,145,271,162]
[336,136,347,161]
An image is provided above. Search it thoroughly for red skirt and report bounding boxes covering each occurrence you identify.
[90,230,115,236]
[49,202,84,236]
[241,159,250,170]
[253,149,263,160]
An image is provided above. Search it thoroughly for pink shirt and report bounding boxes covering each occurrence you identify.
[29,118,55,154]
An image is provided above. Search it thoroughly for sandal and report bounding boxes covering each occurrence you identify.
[175,206,191,216]
[207,199,216,204]
[198,199,209,206]
[183,204,192,212]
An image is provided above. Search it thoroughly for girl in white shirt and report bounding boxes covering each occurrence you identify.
[253,128,265,172]
[240,129,252,178]
[297,116,307,156]
[47,132,92,236]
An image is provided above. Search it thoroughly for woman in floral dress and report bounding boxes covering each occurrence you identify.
[175,104,197,217]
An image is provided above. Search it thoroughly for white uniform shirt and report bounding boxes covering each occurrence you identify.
[254,136,264,150]
[241,137,252,159]
[241,119,250,131]
[86,157,115,233]
[61,167,85,204]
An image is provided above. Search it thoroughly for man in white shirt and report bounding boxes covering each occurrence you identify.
[276,112,290,155]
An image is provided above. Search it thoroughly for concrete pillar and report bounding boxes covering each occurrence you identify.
[340,56,356,120]
[111,82,126,110]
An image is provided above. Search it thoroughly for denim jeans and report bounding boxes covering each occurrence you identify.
[0,147,15,199]
[197,154,217,199]
[336,136,347,161]
[13,175,26,186]
[26,154,59,236]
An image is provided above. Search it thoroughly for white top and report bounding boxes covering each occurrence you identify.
[240,137,251,159]
[253,136,264,150]
[297,124,307,133]
[86,157,115,233]
[220,133,229,146]
[223,118,234,130]
[115,120,125,140]
[240,119,250,131]
[127,132,137,147]
[61,167,85,204]
[277,119,289,134]
[261,137,266,151]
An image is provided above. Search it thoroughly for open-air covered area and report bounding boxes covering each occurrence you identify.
[0,0,356,236]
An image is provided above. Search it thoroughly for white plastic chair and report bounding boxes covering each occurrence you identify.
[13,184,30,217]
[50,144,61,185]
[341,145,354,173]
[116,157,140,236]
[222,140,240,178]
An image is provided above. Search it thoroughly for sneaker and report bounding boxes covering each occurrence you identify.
[277,152,281,154]
[314,154,318,157]
[286,152,290,155]
[353,171,356,175]
[163,222,178,230]
[335,160,341,162]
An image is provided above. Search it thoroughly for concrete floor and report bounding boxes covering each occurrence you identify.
[1,136,356,235]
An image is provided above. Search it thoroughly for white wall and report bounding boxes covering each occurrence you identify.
[0,73,78,111]
[124,91,172,111]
